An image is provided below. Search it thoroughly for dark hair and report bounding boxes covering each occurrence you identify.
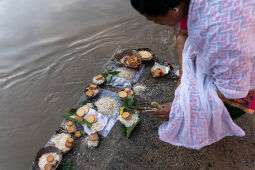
[131,0,186,17]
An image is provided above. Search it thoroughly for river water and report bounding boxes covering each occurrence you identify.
[0,0,177,169]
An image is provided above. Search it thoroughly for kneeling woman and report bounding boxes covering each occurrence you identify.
[130,0,255,149]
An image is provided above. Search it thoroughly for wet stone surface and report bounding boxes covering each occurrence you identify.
[34,57,255,170]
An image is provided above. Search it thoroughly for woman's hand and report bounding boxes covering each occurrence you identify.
[150,102,172,121]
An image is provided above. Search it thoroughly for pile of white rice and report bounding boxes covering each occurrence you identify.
[50,133,71,153]
[38,153,60,170]
[118,113,139,127]
[117,67,136,80]
[133,84,146,95]
[95,97,118,115]
[90,121,103,132]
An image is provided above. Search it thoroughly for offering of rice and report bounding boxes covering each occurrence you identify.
[138,50,152,60]
[50,133,72,153]
[133,84,146,95]
[38,152,60,170]
[86,133,99,148]
[116,67,136,80]
[64,121,76,133]
[95,97,118,115]
[118,113,139,127]
[90,121,103,132]
[92,75,105,85]
[85,85,100,98]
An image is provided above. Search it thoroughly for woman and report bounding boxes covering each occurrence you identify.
[131,0,255,149]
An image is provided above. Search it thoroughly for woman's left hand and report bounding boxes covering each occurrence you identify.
[150,102,172,121]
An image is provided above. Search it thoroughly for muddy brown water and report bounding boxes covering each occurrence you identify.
[0,0,177,169]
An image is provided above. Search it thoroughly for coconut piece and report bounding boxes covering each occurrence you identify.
[89,84,97,90]
[122,112,131,120]
[65,141,73,148]
[68,126,75,133]
[74,131,82,138]
[88,133,99,141]
[66,137,74,143]
[118,91,128,99]
[44,163,52,170]
[46,155,54,162]
[76,108,85,117]
[66,121,73,127]
[95,75,103,80]
[85,114,96,124]
[85,91,94,97]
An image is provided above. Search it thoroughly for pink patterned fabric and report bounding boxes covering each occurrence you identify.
[159,0,255,149]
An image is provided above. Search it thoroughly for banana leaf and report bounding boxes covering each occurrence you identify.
[57,159,74,170]
[62,100,97,128]
[119,114,140,138]
[119,97,140,138]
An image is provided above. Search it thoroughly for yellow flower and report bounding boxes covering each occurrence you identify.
[120,106,124,115]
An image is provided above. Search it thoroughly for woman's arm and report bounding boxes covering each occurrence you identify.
[176,30,188,87]
[151,30,188,121]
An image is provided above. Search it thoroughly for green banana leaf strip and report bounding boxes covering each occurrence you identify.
[68,108,77,114]
[62,113,92,128]
[57,159,74,170]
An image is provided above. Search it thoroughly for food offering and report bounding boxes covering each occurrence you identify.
[85,84,100,98]
[34,146,62,170]
[64,121,76,133]
[118,88,134,99]
[118,97,140,138]
[86,133,99,148]
[92,75,105,85]
[136,48,154,61]
[62,101,97,129]
[151,62,170,77]
[82,110,106,134]
[114,48,142,68]
[50,133,73,154]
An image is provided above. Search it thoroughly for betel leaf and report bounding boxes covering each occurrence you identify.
[102,71,120,83]
[106,74,112,83]
[62,113,92,128]
[57,159,74,170]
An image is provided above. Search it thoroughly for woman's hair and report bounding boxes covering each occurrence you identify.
[130,0,187,17]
